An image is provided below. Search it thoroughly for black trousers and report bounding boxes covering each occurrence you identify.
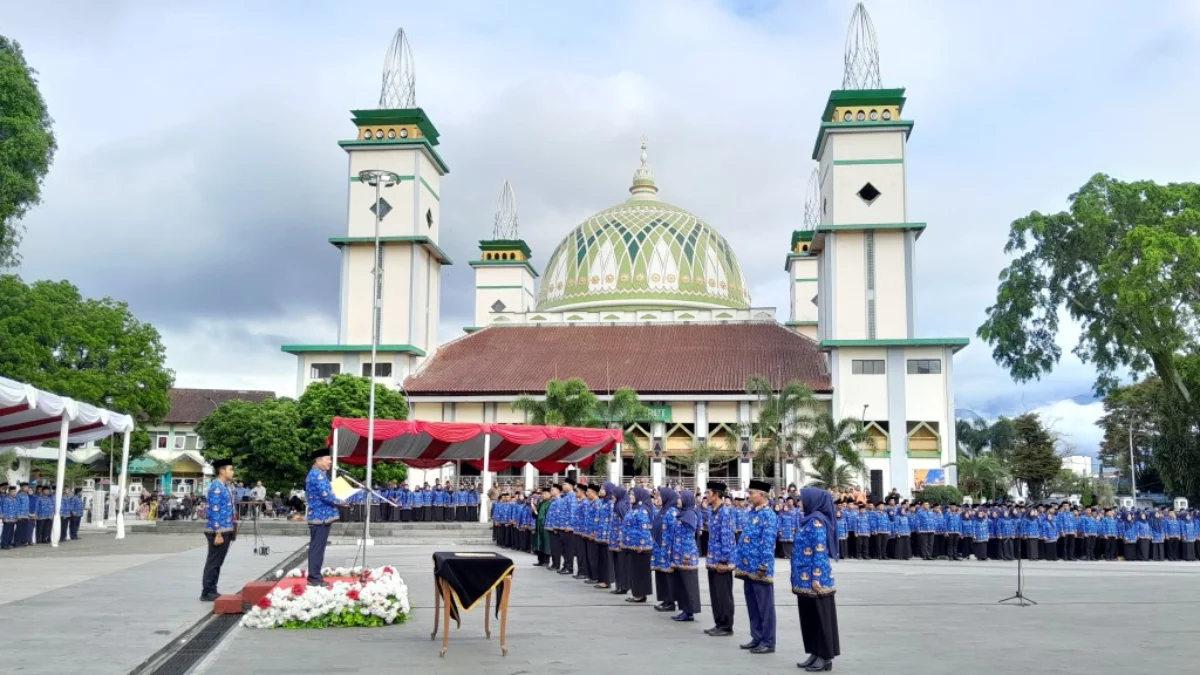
[612,548,628,591]
[1063,534,1076,560]
[1166,539,1179,561]
[918,532,934,560]
[37,519,52,543]
[1137,538,1150,561]
[873,533,887,559]
[69,516,81,539]
[1105,536,1117,561]
[1183,540,1197,561]
[699,530,709,556]
[202,532,232,596]
[596,543,614,584]
[974,541,988,561]
[654,570,674,605]
[947,533,961,559]
[837,539,848,560]
[60,517,72,541]
[585,539,600,580]
[549,530,563,569]
[708,569,735,630]
[575,535,591,578]
[671,568,702,615]
[1044,539,1057,560]
[855,534,870,559]
[0,521,14,548]
[1085,535,1097,560]
[307,523,331,584]
[1024,537,1039,560]
[629,550,652,598]
[797,594,840,661]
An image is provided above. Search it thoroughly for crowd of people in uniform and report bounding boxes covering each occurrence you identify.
[491,478,843,671]
[335,480,481,523]
[0,482,86,549]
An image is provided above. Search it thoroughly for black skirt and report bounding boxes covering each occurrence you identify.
[629,550,652,598]
[797,594,840,660]
[670,568,702,614]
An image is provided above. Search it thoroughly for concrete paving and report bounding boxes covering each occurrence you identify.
[0,533,300,675]
[195,545,1200,675]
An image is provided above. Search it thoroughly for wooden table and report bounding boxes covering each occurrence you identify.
[429,552,513,657]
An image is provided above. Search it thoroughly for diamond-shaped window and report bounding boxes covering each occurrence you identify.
[490,300,507,313]
[369,197,393,219]
[857,183,881,205]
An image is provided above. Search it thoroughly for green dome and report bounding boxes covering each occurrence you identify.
[535,196,751,312]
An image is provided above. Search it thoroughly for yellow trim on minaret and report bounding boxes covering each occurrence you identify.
[480,250,527,261]
[830,105,901,123]
[358,124,423,141]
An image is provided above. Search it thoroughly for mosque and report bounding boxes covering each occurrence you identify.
[280,5,967,497]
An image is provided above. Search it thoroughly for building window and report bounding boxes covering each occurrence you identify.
[156,435,168,449]
[851,359,885,375]
[196,436,205,450]
[174,434,186,450]
[906,359,942,375]
[310,363,340,379]
[362,362,393,378]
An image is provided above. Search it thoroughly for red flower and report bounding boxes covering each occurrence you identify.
[362,570,372,581]
[256,597,271,609]
[292,584,305,596]
[346,589,360,601]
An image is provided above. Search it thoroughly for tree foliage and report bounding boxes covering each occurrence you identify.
[803,413,870,491]
[295,373,408,453]
[1007,413,1062,502]
[745,375,819,478]
[0,275,173,455]
[511,378,598,426]
[948,452,1010,500]
[0,36,57,268]
[1096,378,1163,493]
[956,417,1016,461]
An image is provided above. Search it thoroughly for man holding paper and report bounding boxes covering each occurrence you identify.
[306,448,346,587]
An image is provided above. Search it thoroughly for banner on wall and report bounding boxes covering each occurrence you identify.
[913,468,946,491]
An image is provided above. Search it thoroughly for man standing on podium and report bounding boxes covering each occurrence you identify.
[306,449,345,587]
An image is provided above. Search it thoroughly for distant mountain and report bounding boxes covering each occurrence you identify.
[1069,393,1099,406]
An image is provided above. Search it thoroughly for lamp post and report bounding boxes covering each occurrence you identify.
[357,169,402,549]
[1128,417,1137,504]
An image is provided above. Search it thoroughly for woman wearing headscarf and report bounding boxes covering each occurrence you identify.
[1135,510,1152,561]
[670,490,703,622]
[792,488,840,672]
[607,484,630,595]
[1120,510,1137,560]
[623,487,655,603]
[1181,510,1197,562]
[651,487,679,613]
[1149,509,1165,562]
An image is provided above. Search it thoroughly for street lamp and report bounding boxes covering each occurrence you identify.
[1128,418,1137,504]
[358,169,402,552]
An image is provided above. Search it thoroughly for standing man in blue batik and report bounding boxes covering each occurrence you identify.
[201,458,236,601]
[736,479,778,655]
[305,448,345,587]
[704,481,736,637]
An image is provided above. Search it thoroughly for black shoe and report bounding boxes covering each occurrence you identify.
[750,645,775,655]
[625,596,647,603]
[740,641,760,650]
[798,655,817,668]
[199,593,219,602]
[609,588,627,595]
[654,603,676,612]
[671,612,693,622]
[533,562,545,567]
[709,628,733,637]
[557,569,573,575]
[594,583,611,589]
[572,574,587,580]
[805,657,831,671]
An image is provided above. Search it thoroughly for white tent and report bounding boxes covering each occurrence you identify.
[0,375,135,545]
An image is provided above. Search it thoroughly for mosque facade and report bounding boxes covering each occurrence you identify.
[280,8,967,497]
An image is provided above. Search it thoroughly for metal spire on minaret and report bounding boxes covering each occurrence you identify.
[842,3,882,90]
[629,134,659,199]
[802,167,820,231]
[379,28,417,109]
[493,180,519,240]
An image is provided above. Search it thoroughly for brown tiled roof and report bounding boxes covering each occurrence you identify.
[404,322,830,395]
[163,388,275,424]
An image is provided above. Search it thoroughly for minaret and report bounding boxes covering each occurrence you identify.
[282,28,452,394]
[785,167,820,339]
[468,181,538,332]
[810,3,967,498]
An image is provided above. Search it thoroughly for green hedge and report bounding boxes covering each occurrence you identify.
[912,485,964,505]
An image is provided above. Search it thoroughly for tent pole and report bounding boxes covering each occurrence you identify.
[613,441,623,486]
[480,432,492,523]
[331,427,340,481]
[51,414,69,547]
[116,430,131,540]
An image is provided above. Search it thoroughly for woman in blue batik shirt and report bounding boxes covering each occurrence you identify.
[670,490,703,622]
[651,487,679,613]
[776,500,796,559]
[1149,510,1165,562]
[1041,507,1059,561]
[792,488,840,672]
[1119,511,1137,561]
[623,487,655,603]
[893,505,912,560]
[1163,510,1181,561]
[1181,511,1197,562]
[1134,511,1152,561]
[608,484,629,595]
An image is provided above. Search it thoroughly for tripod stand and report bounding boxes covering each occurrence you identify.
[997,544,1037,607]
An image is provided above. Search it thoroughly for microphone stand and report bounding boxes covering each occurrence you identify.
[339,473,398,582]
[998,539,1037,607]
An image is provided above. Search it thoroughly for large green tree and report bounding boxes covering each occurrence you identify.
[746,375,819,479]
[803,413,870,491]
[0,37,57,268]
[295,373,408,453]
[196,398,304,493]
[1096,378,1163,493]
[947,452,1010,500]
[956,417,1017,461]
[511,377,599,426]
[0,276,173,454]
[977,174,1200,498]
[1007,413,1062,502]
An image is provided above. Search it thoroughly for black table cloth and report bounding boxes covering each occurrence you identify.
[433,552,514,626]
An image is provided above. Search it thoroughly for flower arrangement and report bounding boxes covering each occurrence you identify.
[241,566,410,629]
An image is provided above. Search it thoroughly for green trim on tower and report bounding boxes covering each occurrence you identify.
[419,177,440,201]
[820,337,970,353]
[350,108,441,145]
[468,259,540,278]
[816,222,926,236]
[785,320,818,327]
[821,88,908,121]
[479,239,533,258]
[793,277,819,282]
[463,326,483,334]
[327,236,453,265]
[811,120,915,160]
[790,230,815,250]
[832,158,903,165]
[281,343,427,356]
[337,137,450,174]
[783,252,815,271]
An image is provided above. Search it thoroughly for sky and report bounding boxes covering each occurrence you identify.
[6,0,1200,457]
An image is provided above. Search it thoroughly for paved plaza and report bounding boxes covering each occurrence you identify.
[196,544,1200,675]
[4,535,1200,675]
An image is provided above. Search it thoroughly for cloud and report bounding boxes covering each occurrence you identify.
[6,0,1199,463]
[1031,399,1105,458]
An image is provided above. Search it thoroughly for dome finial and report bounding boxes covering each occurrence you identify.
[493,180,518,239]
[843,3,882,90]
[629,134,658,199]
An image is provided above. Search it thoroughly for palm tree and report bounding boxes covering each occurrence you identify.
[804,413,871,491]
[946,451,1010,500]
[745,375,819,481]
[511,377,598,426]
[595,386,655,473]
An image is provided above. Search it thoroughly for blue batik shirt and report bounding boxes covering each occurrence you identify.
[651,506,678,573]
[15,491,30,519]
[791,517,835,596]
[594,499,612,545]
[776,508,796,542]
[622,506,653,551]
[707,504,736,571]
[36,494,54,519]
[670,513,701,570]
[205,480,235,534]
[2,493,17,522]
[734,505,777,583]
[855,509,872,533]
[835,510,849,539]
[305,467,342,524]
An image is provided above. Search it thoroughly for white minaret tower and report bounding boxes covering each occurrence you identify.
[469,181,538,331]
[809,3,967,497]
[785,167,820,340]
[283,28,451,393]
